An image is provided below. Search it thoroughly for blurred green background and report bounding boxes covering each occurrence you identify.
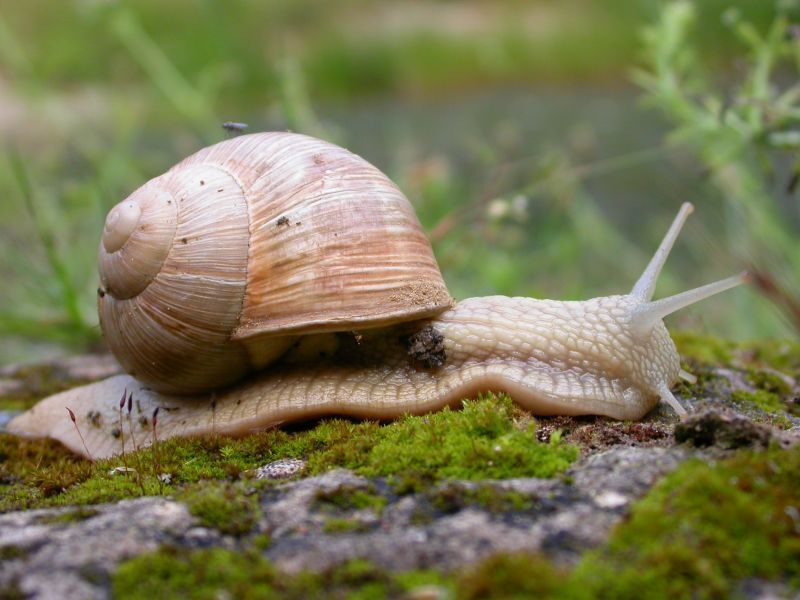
[0,0,798,365]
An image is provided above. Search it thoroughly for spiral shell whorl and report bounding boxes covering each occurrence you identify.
[97,132,451,395]
[98,164,252,394]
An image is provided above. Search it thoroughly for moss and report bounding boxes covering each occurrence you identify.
[112,548,450,599]
[430,483,533,514]
[180,483,260,536]
[0,433,95,511]
[766,414,794,429]
[314,485,387,514]
[673,332,800,376]
[251,533,271,552]
[671,333,798,418]
[112,547,276,600]
[0,394,577,512]
[0,545,28,561]
[672,331,736,365]
[570,444,800,598]
[457,553,572,599]
[110,441,800,599]
[741,340,800,374]
[322,517,371,534]
[746,369,793,396]
[0,579,25,600]
[324,395,579,489]
[35,506,99,524]
[736,369,795,414]
[731,390,785,413]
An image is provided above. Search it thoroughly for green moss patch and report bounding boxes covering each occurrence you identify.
[315,485,387,514]
[0,434,96,512]
[35,506,99,525]
[335,396,578,491]
[674,332,800,376]
[430,483,533,514]
[672,333,798,420]
[673,331,737,365]
[0,394,577,512]
[457,553,570,599]
[322,517,372,534]
[571,443,800,598]
[179,483,260,536]
[747,369,793,396]
[0,545,28,561]
[111,444,800,597]
[112,549,449,600]
[113,547,276,600]
[731,389,785,413]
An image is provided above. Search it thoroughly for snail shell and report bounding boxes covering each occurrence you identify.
[97,133,452,394]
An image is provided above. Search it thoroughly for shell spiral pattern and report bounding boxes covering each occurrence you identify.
[98,133,451,394]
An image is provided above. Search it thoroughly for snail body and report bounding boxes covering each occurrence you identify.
[8,134,745,459]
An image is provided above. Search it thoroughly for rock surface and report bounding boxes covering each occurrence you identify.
[0,447,688,599]
[0,499,201,600]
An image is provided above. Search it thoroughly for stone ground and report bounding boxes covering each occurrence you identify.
[0,352,799,599]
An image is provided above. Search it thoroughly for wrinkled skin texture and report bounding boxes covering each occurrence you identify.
[9,295,680,459]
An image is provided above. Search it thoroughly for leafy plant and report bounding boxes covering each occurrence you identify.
[635,0,800,333]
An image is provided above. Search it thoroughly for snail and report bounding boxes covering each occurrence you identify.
[8,132,745,460]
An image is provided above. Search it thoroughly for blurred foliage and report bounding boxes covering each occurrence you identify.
[0,0,797,363]
[0,1,780,109]
[635,0,800,336]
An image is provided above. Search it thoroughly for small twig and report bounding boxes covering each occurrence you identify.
[66,407,93,461]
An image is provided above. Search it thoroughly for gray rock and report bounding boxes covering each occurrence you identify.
[737,578,800,600]
[260,447,688,572]
[0,446,691,598]
[0,498,200,600]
